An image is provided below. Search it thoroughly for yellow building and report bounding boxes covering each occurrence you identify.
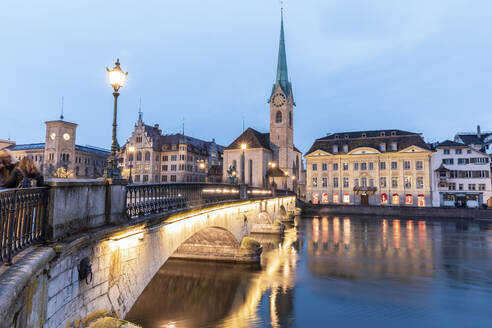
[305,130,433,206]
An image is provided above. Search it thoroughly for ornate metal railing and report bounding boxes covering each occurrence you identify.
[0,187,49,264]
[126,183,274,218]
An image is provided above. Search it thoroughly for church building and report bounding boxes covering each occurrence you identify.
[223,12,304,192]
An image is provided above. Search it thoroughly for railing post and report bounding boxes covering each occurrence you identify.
[6,190,17,265]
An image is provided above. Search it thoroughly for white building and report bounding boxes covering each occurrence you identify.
[431,140,492,208]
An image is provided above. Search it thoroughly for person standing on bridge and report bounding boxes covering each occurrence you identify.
[0,149,18,187]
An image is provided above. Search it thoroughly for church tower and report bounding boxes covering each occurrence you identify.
[269,10,294,173]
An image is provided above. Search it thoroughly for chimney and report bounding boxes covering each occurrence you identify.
[477,125,481,138]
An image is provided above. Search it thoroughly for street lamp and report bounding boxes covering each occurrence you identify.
[104,58,128,180]
[128,145,135,184]
[240,143,247,184]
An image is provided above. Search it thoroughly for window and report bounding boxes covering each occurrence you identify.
[354,179,359,187]
[333,163,338,171]
[289,112,292,127]
[322,163,327,171]
[171,165,177,171]
[380,177,387,188]
[333,193,339,203]
[144,151,150,161]
[143,175,149,183]
[162,165,168,171]
[416,177,424,189]
[369,162,374,170]
[322,177,328,187]
[312,163,318,171]
[458,158,469,165]
[418,195,425,207]
[343,178,349,188]
[456,149,462,154]
[404,161,411,170]
[391,161,398,170]
[470,157,489,164]
[163,155,168,161]
[354,162,359,170]
[312,177,318,188]
[391,142,397,151]
[361,162,367,170]
[171,155,177,161]
[392,193,400,204]
[333,145,338,153]
[361,178,367,187]
[442,159,454,165]
[392,177,398,188]
[343,144,348,152]
[136,136,142,143]
[333,177,339,188]
[128,154,134,162]
[170,175,176,182]
[362,133,367,138]
[459,184,463,190]
[479,184,486,191]
[136,152,142,161]
[443,149,450,155]
[343,162,348,170]
[343,193,350,204]
[134,175,140,182]
[380,143,386,152]
[405,194,413,205]
[380,162,386,170]
[275,111,282,123]
[180,155,185,161]
[381,193,388,204]
[448,183,456,190]
[369,179,374,187]
[416,161,423,170]
[404,176,412,189]
[468,184,476,191]
[467,149,472,154]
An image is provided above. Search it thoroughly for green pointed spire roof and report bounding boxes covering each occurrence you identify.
[272,10,292,98]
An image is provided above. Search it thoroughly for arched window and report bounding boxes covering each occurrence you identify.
[136,151,142,161]
[275,111,282,123]
[289,111,292,127]
[145,151,151,161]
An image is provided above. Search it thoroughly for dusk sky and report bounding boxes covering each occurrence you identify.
[1,0,492,154]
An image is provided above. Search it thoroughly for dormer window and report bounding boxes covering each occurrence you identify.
[335,135,339,140]
[361,133,367,138]
[391,131,396,136]
[391,142,397,151]
[344,135,349,139]
[380,143,386,152]
[343,144,348,152]
[136,136,142,143]
[380,132,386,136]
[333,145,339,153]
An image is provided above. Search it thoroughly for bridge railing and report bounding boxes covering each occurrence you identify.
[126,183,274,219]
[0,187,49,264]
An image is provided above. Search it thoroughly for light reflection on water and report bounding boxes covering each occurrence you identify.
[125,216,492,328]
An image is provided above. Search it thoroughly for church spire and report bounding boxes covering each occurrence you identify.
[272,10,292,98]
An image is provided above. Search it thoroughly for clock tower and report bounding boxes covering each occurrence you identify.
[269,10,295,175]
[44,118,78,175]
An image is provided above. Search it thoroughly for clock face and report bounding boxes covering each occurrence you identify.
[63,133,70,141]
[50,132,56,140]
[272,93,286,107]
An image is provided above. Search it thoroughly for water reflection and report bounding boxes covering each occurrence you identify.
[126,216,492,328]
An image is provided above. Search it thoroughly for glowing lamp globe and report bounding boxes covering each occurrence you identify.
[107,58,128,91]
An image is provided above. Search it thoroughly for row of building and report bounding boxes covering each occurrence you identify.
[304,126,492,208]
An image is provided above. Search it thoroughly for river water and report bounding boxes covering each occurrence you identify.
[125,216,492,328]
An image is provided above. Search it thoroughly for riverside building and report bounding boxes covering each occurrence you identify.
[119,113,224,184]
[431,140,492,208]
[305,130,433,206]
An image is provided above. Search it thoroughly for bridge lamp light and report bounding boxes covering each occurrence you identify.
[104,58,128,180]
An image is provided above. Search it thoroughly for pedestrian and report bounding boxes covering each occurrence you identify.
[0,149,19,186]
[1,157,44,188]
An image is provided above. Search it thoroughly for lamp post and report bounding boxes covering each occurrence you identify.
[198,159,207,182]
[128,145,135,184]
[268,161,277,188]
[104,58,128,180]
[241,143,247,184]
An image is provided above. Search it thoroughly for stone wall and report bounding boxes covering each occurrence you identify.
[303,203,492,219]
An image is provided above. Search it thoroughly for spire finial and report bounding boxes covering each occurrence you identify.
[60,96,64,120]
[138,97,143,121]
[271,5,291,98]
[182,117,185,136]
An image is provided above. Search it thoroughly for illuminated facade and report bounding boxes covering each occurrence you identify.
[431,140,492,208]
[223,12,304,192]
[305,130,433,206]
[119,114,224,184]
[5,118,109,178]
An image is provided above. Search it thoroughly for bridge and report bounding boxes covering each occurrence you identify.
[0,180,297,328]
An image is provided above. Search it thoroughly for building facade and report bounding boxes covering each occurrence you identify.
[119,115,224,184]
[5,119,109,178]
[223,12,304,192]
[454,125,492,154]
[431,140,492,208]
[305,130,433,206]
